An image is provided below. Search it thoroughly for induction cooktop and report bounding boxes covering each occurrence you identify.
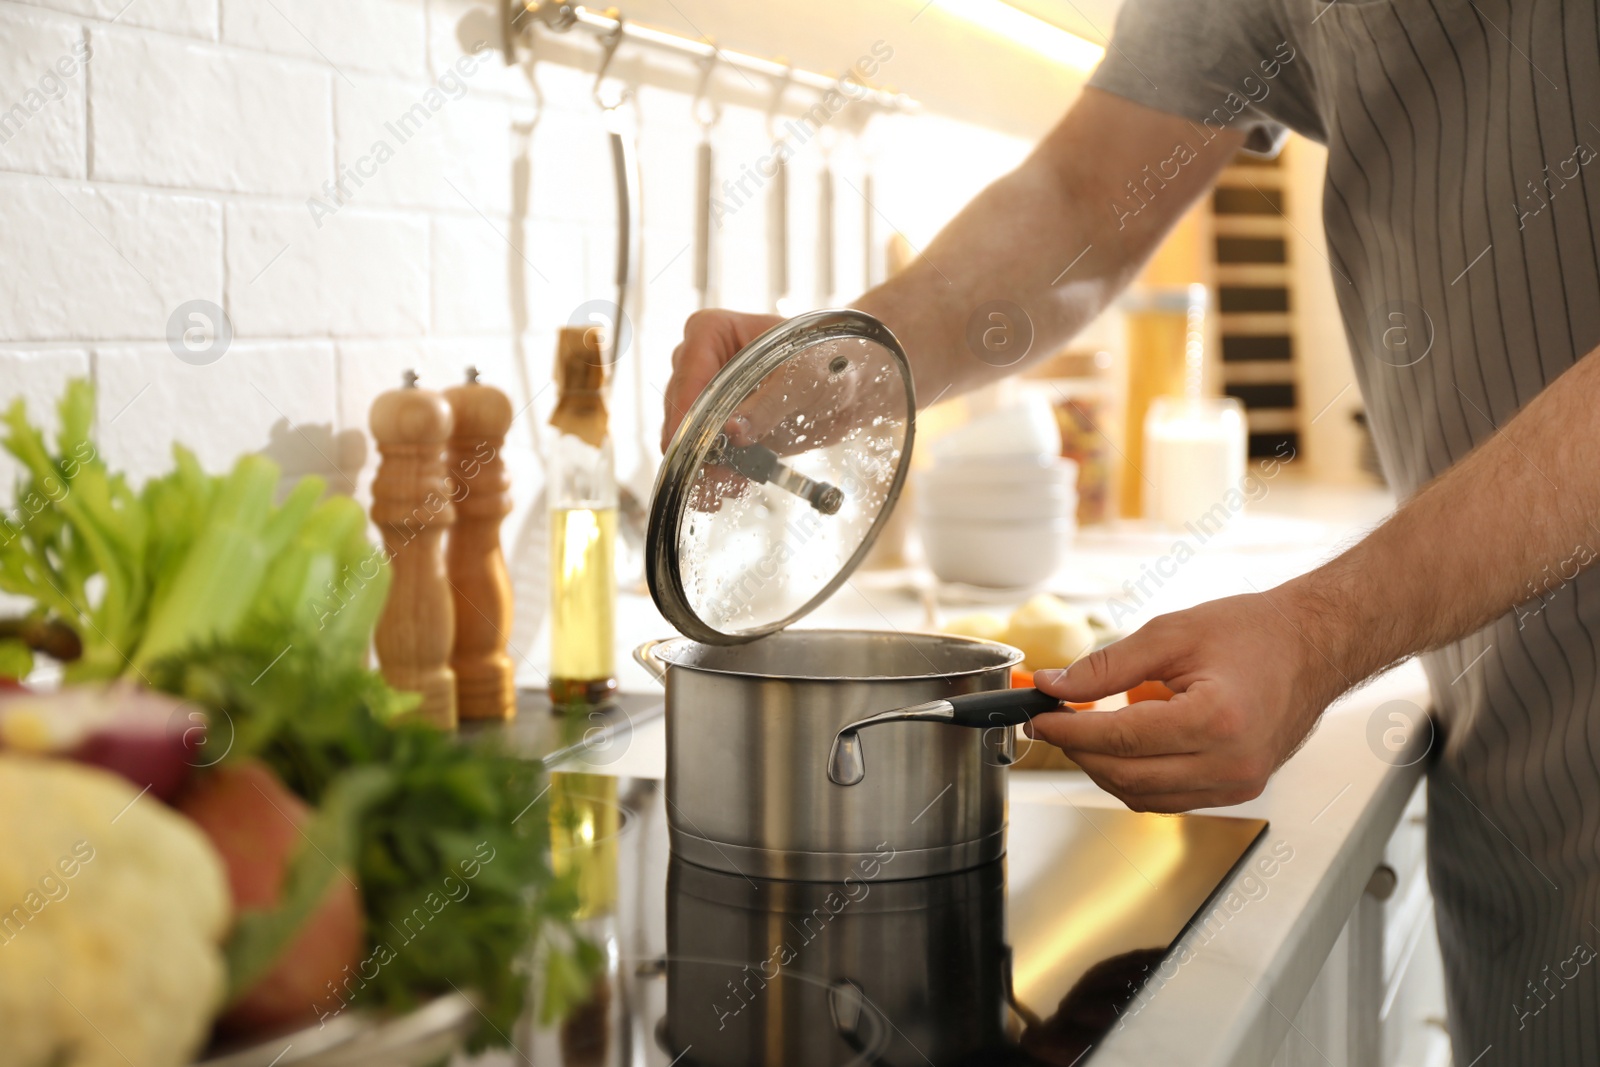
[526,771,1268,1067]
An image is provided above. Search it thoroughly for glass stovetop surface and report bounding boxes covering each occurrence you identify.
[532,772,1267,1067]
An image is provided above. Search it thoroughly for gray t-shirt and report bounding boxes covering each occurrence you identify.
[1090,3,1600,1064]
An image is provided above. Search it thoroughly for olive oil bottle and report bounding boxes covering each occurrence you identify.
[548,326,619,710]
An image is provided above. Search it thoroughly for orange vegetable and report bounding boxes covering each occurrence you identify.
[1014,667,1094,710]
[1126,679,1176,704]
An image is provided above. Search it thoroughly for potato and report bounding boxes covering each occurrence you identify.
[942,612,1009,643]
[1004,594,1096,671]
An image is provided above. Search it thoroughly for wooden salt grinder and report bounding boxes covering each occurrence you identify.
[443,367,516,722]
[370,371,458,729]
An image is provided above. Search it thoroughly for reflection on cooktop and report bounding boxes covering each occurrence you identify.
[526,773,1267,1066]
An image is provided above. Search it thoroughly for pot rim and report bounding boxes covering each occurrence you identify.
[637,628,1024,682]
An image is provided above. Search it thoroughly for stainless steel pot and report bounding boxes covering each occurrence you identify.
[635,629,1022,881]
[643,309,1049,882]
[661,856,1009,1065]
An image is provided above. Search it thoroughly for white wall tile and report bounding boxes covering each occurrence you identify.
[432,213,523,336]
[14,0,215,39]
[93,340,340,485]
[0,175,220,342]
[225,202,428,338]
[220,0,424,78]
[0,9,87,177]
[333,70,511,214]
[89,25,332,194]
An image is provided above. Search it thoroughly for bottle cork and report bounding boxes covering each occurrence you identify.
[550,326,608,448]
[370,370,458,729]
[443,366,517,722]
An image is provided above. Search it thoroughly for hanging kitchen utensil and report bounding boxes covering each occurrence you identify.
[593,17,639,372]
[639,308,1053,882]
[816,132,835,306]
[691,48,721,310]
[861,141,877,293]
[765,64,792,315]
[590,17,652,579]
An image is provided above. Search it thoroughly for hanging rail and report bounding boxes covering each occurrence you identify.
[506,2,916,113]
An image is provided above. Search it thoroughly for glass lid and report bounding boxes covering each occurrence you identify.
[647,309,916,644]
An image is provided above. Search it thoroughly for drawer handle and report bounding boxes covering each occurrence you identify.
[1366,864,1398,901]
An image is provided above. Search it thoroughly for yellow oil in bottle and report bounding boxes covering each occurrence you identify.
[549,504,618,708]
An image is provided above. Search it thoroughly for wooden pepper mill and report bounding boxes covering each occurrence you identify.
[370,371,458,729]
[443,366,516,722]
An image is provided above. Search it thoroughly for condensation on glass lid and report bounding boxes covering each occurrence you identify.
[673,336,911,636]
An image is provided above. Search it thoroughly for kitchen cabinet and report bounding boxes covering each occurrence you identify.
[1268,782,1450,1067]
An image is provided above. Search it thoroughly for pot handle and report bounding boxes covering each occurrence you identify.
[632,639,671,686]
[828,688,1061,786]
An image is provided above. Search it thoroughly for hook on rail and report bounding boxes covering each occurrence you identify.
[592,12,631,111]
[691,43,722,131]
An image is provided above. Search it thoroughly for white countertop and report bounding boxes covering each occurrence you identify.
[573,477,1432,1065]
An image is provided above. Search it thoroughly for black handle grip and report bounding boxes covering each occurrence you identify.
[946,688,1063,728]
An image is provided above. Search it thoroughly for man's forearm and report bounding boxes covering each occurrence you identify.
[852,89,1246,405]
[1286,343,1600,691]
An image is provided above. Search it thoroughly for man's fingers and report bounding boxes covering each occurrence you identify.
[661,310,785,450]
[1033,625,1172,704]
[1106,789,1242,815]
[1068,752,1213,800]
[1028,697,1201,758]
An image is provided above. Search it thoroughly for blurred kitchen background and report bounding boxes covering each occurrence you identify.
[0,0,1373,679]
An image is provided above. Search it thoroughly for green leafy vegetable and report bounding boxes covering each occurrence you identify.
[0,639,32,679]
[0,383,389,683]
[153,635,591,1040]
[2,381,596,1047]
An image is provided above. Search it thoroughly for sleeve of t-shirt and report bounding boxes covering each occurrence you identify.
[1086,0,1320,155]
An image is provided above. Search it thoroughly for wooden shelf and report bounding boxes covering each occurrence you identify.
[1224,360,1297,383]
[1219,165,1285,189]
[1219,311,1295,335]
[1213,215,1286,238]
[1216,263,1292,286]
[1246,408,1300,433]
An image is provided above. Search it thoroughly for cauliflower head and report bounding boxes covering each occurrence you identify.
[0,755,231,1067]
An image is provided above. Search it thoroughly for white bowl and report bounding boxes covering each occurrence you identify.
[915,482,1078,521]
[931,395,1063,462]
[921,455,1079,490]
[917,514,1075,589]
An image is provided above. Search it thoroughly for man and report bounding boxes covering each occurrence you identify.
[663,1,1600,1062]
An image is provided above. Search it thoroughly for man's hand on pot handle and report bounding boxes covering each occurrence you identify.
[1025,592,1348,814]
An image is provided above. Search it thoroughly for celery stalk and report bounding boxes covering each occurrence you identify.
[131,454,281,671]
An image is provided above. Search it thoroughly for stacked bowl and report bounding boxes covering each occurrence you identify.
[914,399,1079,589]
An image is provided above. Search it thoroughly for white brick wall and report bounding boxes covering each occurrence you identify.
[220,0,426,78]
[89,25,332,194]
[16,0,215,40]
[0,173,221,341]
[93,340,339,478]
[0,6,87,177]
[225,201,429,337]
[0,0,1035,674]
